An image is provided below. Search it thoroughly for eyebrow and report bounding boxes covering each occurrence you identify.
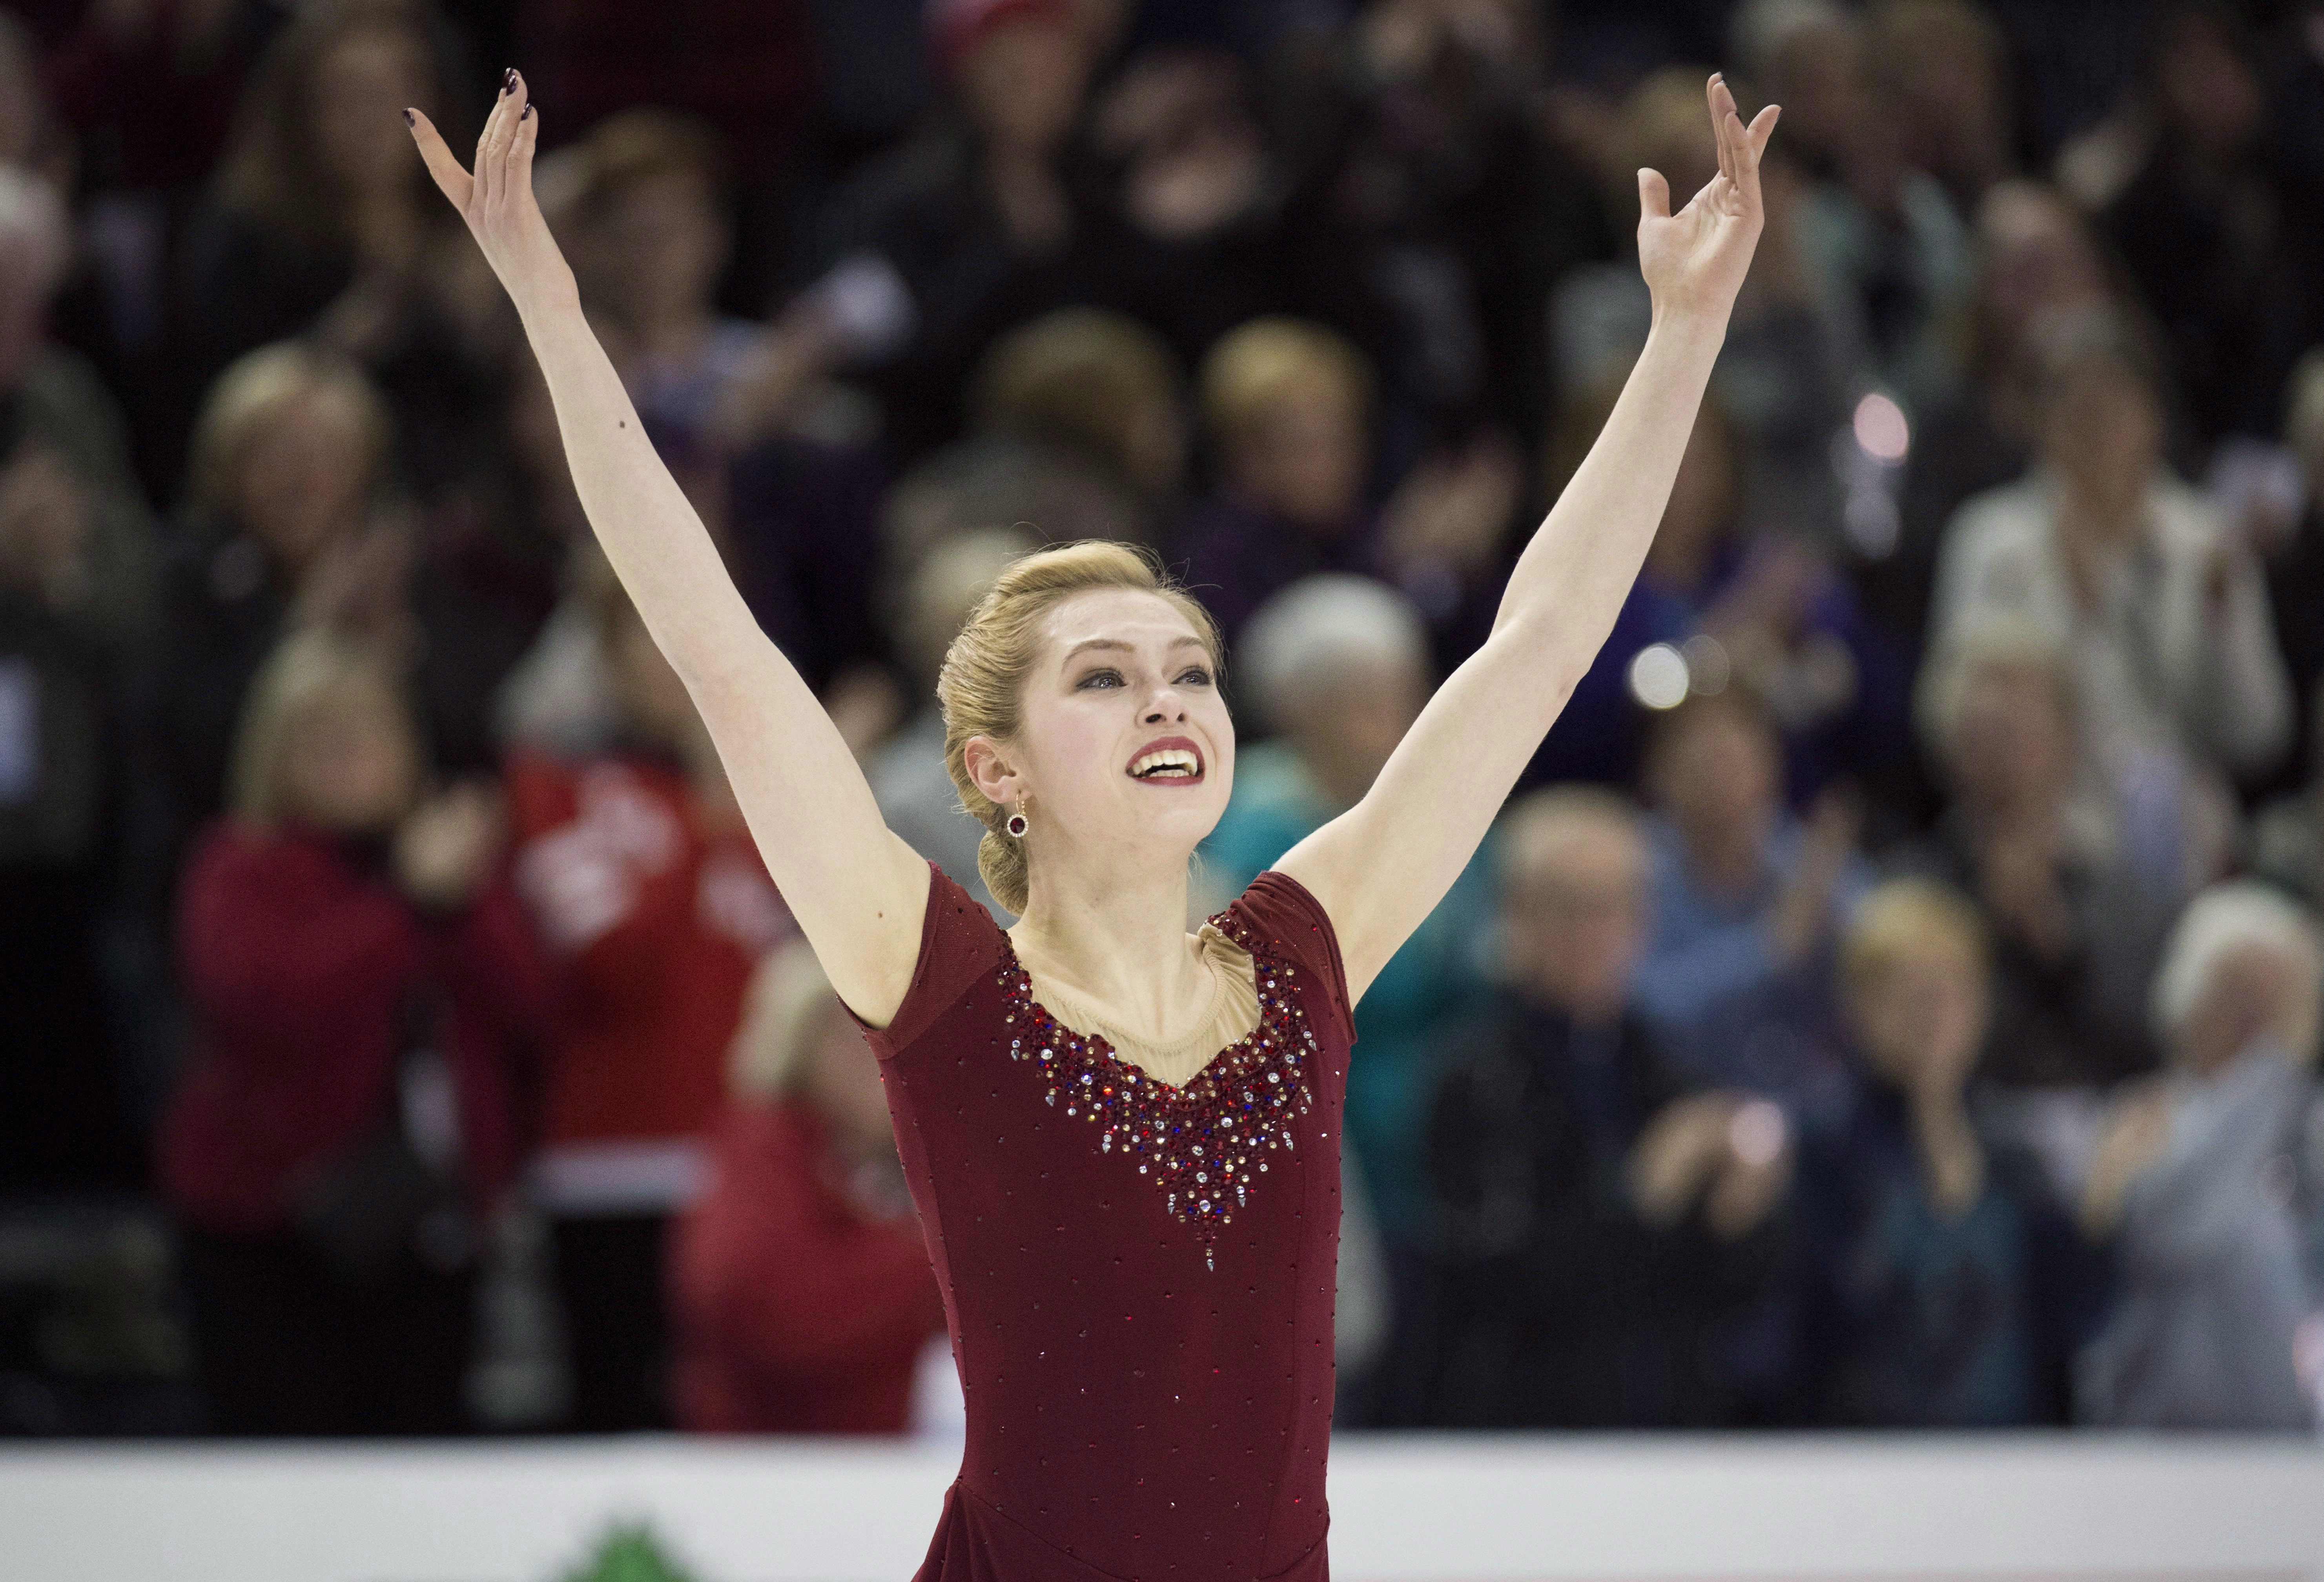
[1062,636,1209,661]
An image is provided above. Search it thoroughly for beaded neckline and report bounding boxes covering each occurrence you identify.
[992,904,1319,1269]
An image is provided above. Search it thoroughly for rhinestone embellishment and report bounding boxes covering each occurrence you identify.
[994,909,1318,1269]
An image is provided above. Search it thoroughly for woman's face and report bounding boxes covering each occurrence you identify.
[960,16,1092,156]
[280,675,419,835]
[313,29,430,199]
[975,587,1235,881]
[1850,943,1989,1097]
[1652,705,1780,860]
[2041,363,2161,504]
[236,390,372,573]
[1231,373,1368,532]
[602,170,726,330]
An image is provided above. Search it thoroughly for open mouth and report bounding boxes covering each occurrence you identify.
[1126,737,1206,785]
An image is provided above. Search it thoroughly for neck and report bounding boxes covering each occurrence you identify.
[1010,848,1206,1039]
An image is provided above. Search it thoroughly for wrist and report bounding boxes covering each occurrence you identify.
[511,264,583,329]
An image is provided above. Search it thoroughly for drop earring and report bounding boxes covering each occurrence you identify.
[1005,798,1030,839]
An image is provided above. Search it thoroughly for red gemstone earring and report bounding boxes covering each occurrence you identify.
[1005,798,1029,839]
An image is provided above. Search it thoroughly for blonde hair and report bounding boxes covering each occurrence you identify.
[185,342,393,523]
[937,540,1222,914]
[1198,317,1372,454]
[226,629,408,824]
[728,938,847,1099]
[1839,878,1990,1002]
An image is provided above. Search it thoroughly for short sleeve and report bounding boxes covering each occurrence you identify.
[846,861,1004,1062]
[1226,870,1356,1046]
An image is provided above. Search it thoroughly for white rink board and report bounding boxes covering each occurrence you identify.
[4,1434,2323,1582]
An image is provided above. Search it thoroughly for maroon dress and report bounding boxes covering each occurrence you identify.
[853,862,1355,1582]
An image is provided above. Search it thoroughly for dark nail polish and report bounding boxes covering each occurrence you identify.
[501,67,516,95]
[521,104,535,120]
[403,108,415,127]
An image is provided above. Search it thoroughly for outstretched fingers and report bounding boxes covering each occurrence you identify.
[1637,165,1671,223]
[476,69,530,210]
[1708,74,1738,188]
[406,109,473,213]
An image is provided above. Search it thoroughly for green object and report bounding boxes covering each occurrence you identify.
[556,1521,705,1582]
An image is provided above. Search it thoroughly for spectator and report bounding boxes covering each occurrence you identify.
[2077,881,2324,1429]
[177,2,494,500]
[1391,787,1790,1427]
[1899,618,2180,1093]
[1864,0,2016,214]
[1635,691,1870,1132]
[0,163,156,1190]
[2258,352,2324,786]
[560,110,758,458]
[833,0,1108,460]
[1176,317,1519,658]
[505,567,793,1431]
[1551,64,1862,542]
[1200,574,1489,1249]
[148,344,410,886]
[1927,308,2293,865]
[669,939,945,1433]
[157,630,549,1434]
[970,306,1187,531]
[1794,878,2096,1425]
[1534,371,1913,821]
[871,527,1037,920]
[2097,2,2311,452]
[1875,181,2117,652]
[1743,0,1976,418]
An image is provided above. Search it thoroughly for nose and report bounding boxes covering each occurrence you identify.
[1142,684,1188,725]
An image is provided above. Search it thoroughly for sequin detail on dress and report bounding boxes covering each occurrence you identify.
[993,907,1318,1269]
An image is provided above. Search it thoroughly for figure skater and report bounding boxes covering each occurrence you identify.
[409,66,1777,1582]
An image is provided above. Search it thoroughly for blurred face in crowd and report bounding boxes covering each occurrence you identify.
[1501,817,1649,1023]
[961,15,1093,157]
[1286,653,1425,809]
[607,603,703,749]
[1766,17,1872,174]
[2040,358,2161,524]
[600,169,727,333]
[279,673,421,835]
[1976,186,2105,347]
[1648,699,1782,877]
[2176,941,2320,1077]
[2152,8,2262,163]
[982,587,1234,871]
[1874,3,2011,196]
[235,389,374,574]
[1946,657,2072,817]
[1848,935,1989,1099]
[313,26,431,200]
[803,999,897,1156]
[1228,370,1368,532]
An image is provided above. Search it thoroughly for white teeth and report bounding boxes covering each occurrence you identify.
[1131,748,1200,778]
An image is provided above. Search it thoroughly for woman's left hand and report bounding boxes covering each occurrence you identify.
[1636,75,1779,323]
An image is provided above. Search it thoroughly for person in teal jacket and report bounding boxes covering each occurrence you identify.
[1198,574,1493,1249]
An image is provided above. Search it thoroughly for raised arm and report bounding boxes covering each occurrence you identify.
[407,75,928,1024]
[1276,75,1778,1003]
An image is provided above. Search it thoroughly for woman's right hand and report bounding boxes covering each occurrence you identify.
[406,70,572,319]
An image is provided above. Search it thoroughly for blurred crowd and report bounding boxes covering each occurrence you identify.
[4,0,2324,1439]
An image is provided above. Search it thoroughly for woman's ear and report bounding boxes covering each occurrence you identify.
[961,734,1022,809]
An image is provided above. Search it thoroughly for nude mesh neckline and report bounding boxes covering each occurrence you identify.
[1024,924,1262,1088]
